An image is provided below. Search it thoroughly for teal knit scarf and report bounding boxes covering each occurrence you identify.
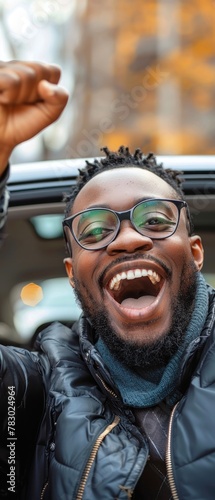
[96,273,209,407]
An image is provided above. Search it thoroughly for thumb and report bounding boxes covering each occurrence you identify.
[38,79,69,108]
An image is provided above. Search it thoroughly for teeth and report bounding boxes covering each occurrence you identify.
[127,270,135,280]
[148,274,157,285]
[141,270,148,277]
[134,269,142,278]
[113,281,120,290]
[109,268,161,291]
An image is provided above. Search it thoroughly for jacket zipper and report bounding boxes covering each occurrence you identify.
[40,481,48,500]
[76,415,120,500]
[166,403,179,500]
[95,372,118,398]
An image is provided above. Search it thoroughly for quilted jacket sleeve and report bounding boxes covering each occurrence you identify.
[0,345,45,499]
[0,164,10,239]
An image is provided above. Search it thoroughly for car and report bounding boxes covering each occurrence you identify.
[0,155,215,347]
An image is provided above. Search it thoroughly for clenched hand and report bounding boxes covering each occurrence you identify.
[0,60,69,175]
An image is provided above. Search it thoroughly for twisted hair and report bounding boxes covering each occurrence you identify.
[64,146,193,233]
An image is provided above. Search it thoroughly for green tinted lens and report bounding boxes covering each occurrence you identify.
[73,209,118,248]
[133,200,178,237]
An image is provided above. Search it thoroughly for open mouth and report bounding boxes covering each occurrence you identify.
[106,268,163,310]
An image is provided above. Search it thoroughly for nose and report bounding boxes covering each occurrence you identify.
[106,221,153,255]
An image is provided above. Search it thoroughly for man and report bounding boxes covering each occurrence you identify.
[0,61,215,499]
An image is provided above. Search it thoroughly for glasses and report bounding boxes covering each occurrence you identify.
[63,198,187,251]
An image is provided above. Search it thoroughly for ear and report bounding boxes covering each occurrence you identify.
[189,235,204,271]
[63,257,75,287]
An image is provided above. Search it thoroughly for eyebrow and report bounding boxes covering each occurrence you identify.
[84,197,159,210]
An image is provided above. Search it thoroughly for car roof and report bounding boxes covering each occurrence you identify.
[8,156,215,206]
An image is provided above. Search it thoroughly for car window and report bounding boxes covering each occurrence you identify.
[30,215,64,239]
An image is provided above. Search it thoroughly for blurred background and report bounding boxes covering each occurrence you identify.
[1,0,215,163]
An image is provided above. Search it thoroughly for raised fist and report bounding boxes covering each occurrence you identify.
[0,60,69,173]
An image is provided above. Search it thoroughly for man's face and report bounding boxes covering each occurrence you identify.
[64,167,204,368]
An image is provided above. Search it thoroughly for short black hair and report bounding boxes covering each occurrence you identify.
[64,146,193,234]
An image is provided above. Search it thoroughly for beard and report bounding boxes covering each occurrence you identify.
[73,260,198,371]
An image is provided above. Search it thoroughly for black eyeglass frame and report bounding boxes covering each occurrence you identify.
[63,198,188,252]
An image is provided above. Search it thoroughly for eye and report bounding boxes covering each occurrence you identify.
[138,213,176,232]
[79,222,114,244]
[146,219,175,231]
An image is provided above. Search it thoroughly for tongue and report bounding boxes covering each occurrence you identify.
[121,295,155,309]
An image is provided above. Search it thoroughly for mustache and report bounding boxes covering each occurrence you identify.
[98,253,172,288]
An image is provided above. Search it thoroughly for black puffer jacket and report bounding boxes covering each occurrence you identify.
[0,169,214,499]
[0,287,215,499]
[0,165,10,236]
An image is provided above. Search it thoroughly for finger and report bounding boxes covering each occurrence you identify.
[16,62,61,103]
[3,60,62,83]
[25,61,61,85]
[0,66,36,104]
[37,80,69,112]
[0,61,62,104]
